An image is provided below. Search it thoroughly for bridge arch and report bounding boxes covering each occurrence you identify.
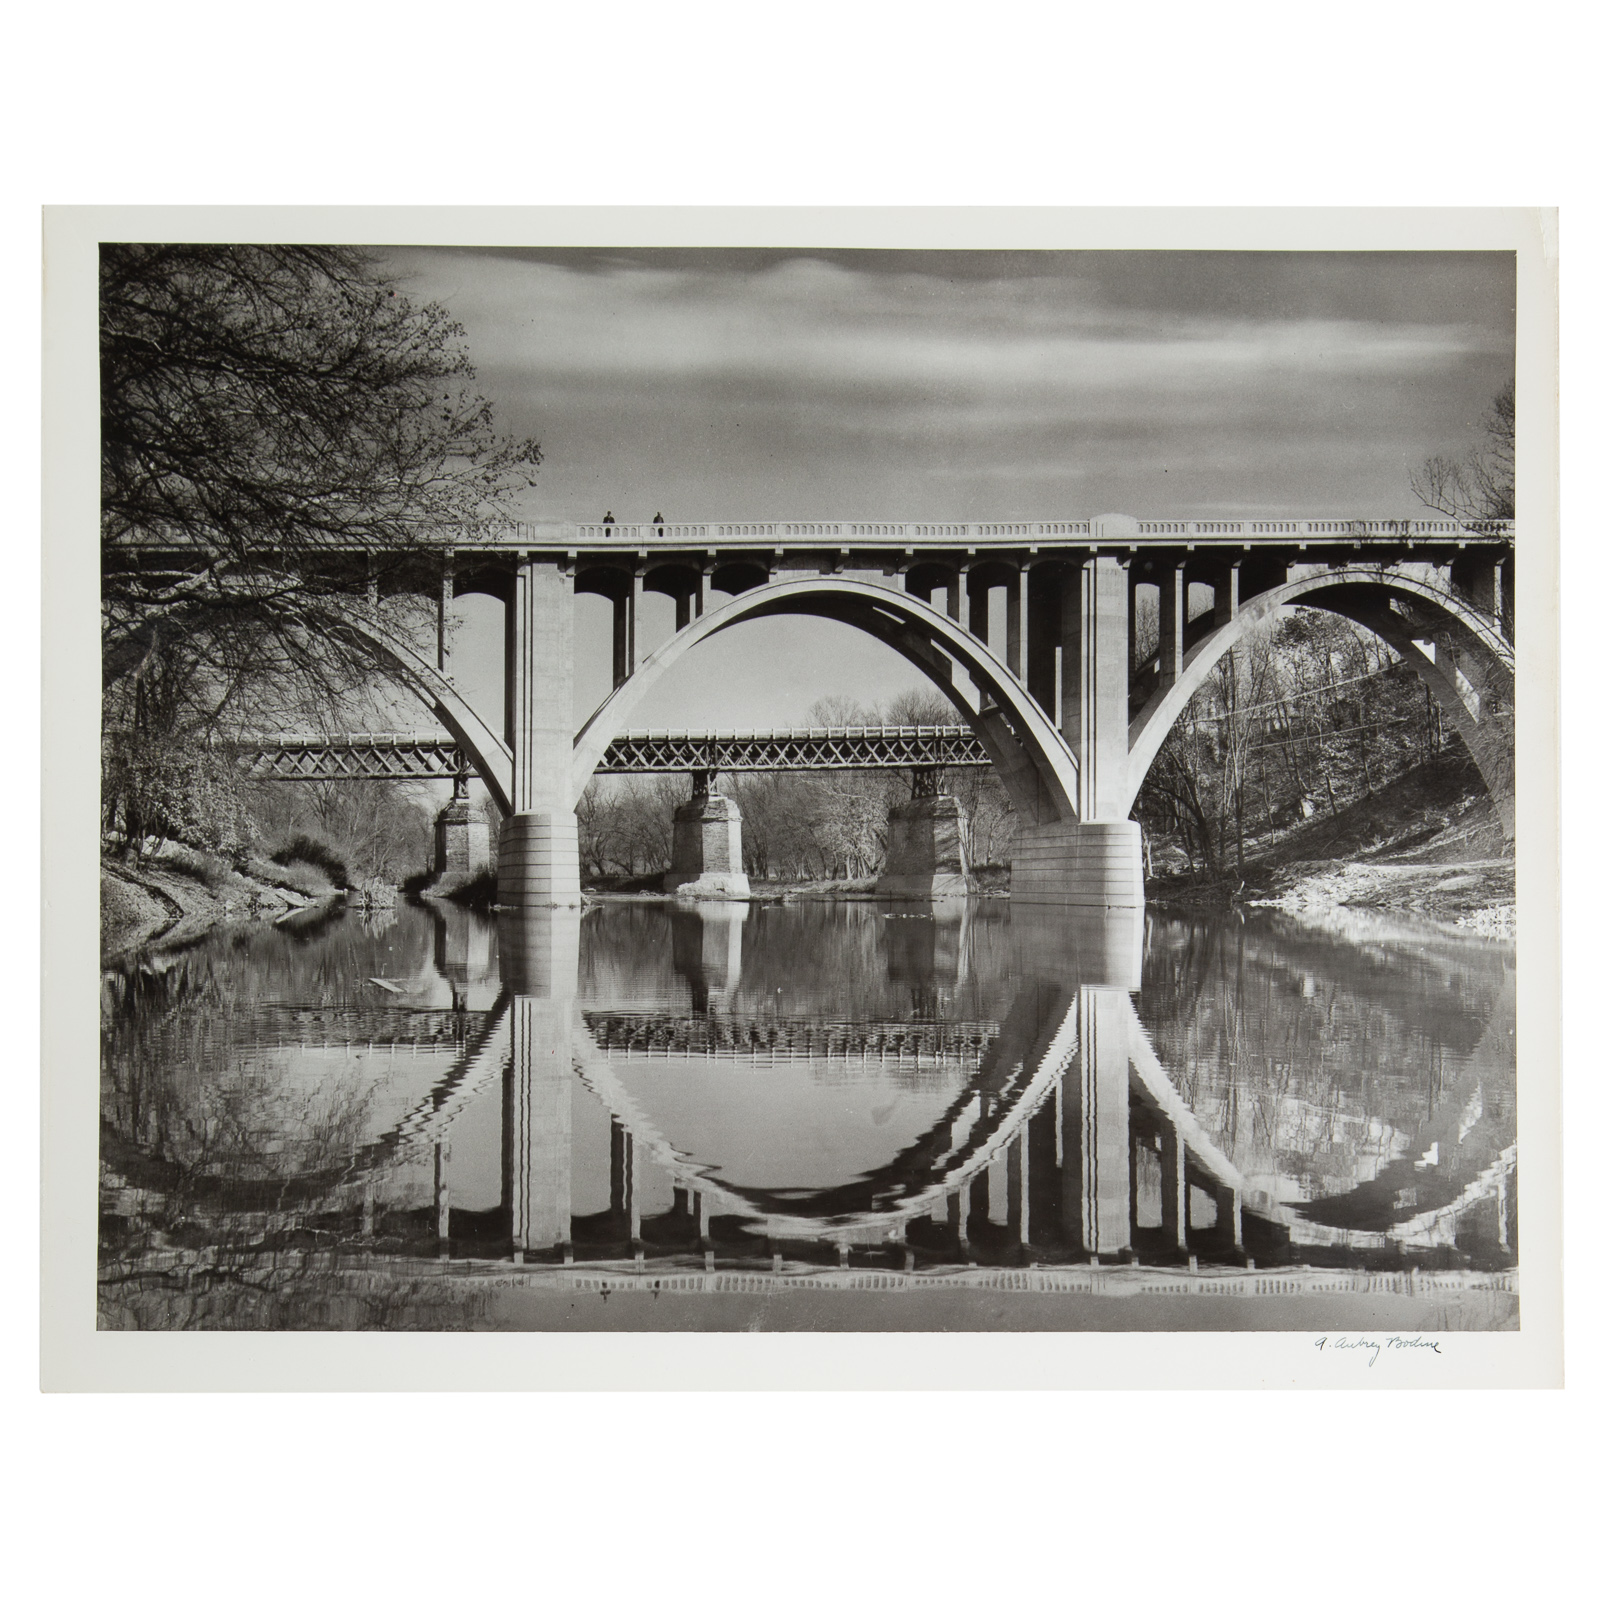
[570,577,1081,824]
[337,615,515,814]
[1123,567,1514,837]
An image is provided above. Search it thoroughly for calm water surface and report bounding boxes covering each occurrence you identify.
[98,896,1516,1330]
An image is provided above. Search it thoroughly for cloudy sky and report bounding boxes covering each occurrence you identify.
[373,246,1514,730]
[384,245,1513,523]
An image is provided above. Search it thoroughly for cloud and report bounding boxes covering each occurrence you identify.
[382,247,1515,522]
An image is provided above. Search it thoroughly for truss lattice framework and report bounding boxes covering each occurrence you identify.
[237,736,471,782]
[599,726,990,773]
[238,727,993,781]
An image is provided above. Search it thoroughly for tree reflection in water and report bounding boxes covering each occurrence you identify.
[98,893,1516,1330]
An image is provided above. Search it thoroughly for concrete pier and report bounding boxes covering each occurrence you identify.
[427,779,493,896]
[875,785,968,899]
[1009,819,1146,909]
[664,775,750,898]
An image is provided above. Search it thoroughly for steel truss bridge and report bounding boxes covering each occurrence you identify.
[237,726,992,781]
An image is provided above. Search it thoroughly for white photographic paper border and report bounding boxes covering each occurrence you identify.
[41,204,1562,1391]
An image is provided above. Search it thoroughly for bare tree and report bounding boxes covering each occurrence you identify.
[101,245,541,850]
[1411,380,1514,527]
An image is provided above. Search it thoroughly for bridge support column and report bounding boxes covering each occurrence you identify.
[1009,820,1145,908]
[1077,537,1133,820]
[876,775,968,899]
[498,556,581,908]
[1158,561,1186,690]
[664,773,751,898]
[1012,534,1146,910]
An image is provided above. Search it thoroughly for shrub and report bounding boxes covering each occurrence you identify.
[444,866,498,910]
[270,835,351,890]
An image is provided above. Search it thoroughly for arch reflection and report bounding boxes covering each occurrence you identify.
[97,892,1516,1290]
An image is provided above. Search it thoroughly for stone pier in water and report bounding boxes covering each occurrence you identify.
[664,773,750,899]
[876,774,968,899]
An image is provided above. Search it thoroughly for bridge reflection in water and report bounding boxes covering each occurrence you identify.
[97,894,1517,1323]
[485,902,1259,1268]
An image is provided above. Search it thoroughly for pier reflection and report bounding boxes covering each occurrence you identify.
[97,890,1517,1325]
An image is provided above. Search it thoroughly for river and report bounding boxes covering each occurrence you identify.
[97,894,1517,1332]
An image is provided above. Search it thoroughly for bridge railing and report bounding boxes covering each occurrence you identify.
[117,515,1512,557]
[493,516,1505,547]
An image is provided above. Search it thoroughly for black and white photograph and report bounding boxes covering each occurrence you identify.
[41,208,1559,1380]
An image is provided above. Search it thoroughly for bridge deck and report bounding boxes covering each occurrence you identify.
[516,516,1509,555]
[116,514,1511,564]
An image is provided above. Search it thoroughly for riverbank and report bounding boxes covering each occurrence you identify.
[100,844,343,961]
[1147,753,1514,939]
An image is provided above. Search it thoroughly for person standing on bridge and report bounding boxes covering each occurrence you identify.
[653,511,665,529]
[602,511,615,526]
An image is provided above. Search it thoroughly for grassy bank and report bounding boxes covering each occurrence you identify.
[1147,752,1514,937]
[100,843,344,961]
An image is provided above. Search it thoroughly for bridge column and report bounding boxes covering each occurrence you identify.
[1079,537,1133,817]
[1011,527,1145,910]
[437,553,453,674]
[611,586,631,689]
[876,770,968,899]
[501,907,580,1257]
[1025,562,1062,719]
[965,566,991,707]
[1014,1133,1030,1246]
[1157,561,1186,691]
[498,555,581,908]
[665,772,751,898]
[1006,566,1024,680]
[1213,558,1240,627]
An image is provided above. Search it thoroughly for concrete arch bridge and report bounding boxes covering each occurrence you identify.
[205,513,1513,909]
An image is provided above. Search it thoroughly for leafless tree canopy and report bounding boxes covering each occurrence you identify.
[100,245,542,847]
[1410,381,1514,527]
[101,244,541,699]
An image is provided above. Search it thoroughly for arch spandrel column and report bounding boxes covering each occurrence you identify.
[499,555,582,906]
